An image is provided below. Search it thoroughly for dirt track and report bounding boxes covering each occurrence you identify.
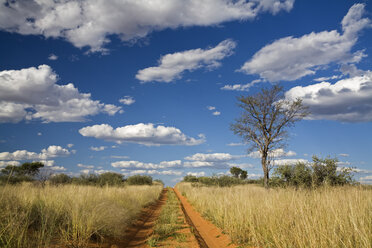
[173,188,237,248]
[122,188,168,247]
[119,187,237,248]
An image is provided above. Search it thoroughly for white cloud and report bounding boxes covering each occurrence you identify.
[338,153,349,157]
[221,79,261,91]
[0,0,294,52]
[187,171,205,177]
[136,39,236,83]
[37,132,42,136]
[119,96,135,105]
[123,169,182,176]
[0,145,71,161]
[183,161,214,167]
[360,175,372,181]
[79,123,205,146]
[185,153,236,162]
[240,4,371,82]
[274,159,309,166]
[207,106,216,111]
[212,111,221,116]
[112,160,182,169]
[284,71,372,122]
[77,163,95,169]
[0,160,20,167]
[67,144,74,148]
[228,163,255,168]
[80,169,90,174]
[313,75,342,82]
[0,65,122,123]
[249,149,296,159]
[38,160,55,167]
[48,54,58,60]
[50,166,66,171]
[227,142,245,146]
[110,155,129,159]
[90,146,106,151]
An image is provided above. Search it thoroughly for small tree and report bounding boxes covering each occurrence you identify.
[1,162,44,184]
[98,172,124,186]
[240,170,248,180]
[231,85,309,188]
[126,175,152,185]
[230,167,243,178]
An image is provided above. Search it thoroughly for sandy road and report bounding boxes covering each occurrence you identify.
[173,188,238,248]
[121,187,237,248]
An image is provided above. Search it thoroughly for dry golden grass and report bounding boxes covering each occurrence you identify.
[0,183,163,248]
[176,183,372,248]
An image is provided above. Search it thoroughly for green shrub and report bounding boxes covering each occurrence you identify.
[97,172,124,186]
[49,173,72,185]
[126,175,152,185]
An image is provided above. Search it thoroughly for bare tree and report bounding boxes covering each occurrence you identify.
[231,85,309,188]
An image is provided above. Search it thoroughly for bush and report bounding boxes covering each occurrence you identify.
[97,172,124,186]
[0,162,44,184]
[49,173,72,185]
[72,174,99,185]
[184,175,248,187]
[273,156,354,188]
[126,175,153,185]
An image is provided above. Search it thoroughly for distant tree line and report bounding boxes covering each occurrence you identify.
[271,156,355,188]
[183,156,355,188]
[0,162,163,186]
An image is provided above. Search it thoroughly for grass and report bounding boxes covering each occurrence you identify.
[0,183,163,248]
[176,182,372,248]
[147,188,186,247]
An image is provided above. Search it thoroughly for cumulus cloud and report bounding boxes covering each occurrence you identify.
[185,153,236,162]
[50,166,66,171]
[183,161,214,167]
[0,0,294,52]
[67,144,74,148]
[112,160,182,169]
[227,142,245,146]
[274,159,309,166]
[79,123,205,146]
[0,145,71,161]
[122,169,182,176]
[221,79,261,91]
[240,4,371,82]
[0,160,20,167]
[184,152,241,168]
[313,75,342,82]
[136,39,236,83]
[48,54,58,60]
[284,71,372,122]
[207,106,216,111]
[187,171,205,177]
[77,163,95,169]
[90,146,106,151]
[339,153,350,157]
[248,149,296,159]
[212,111,221,116]
[0,65,122,123]
[119,96,135,105]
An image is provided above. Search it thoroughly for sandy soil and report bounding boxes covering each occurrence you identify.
[174,188,238,248]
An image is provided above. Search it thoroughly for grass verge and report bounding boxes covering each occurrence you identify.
[0,183,163,248]
[176,182,372,248]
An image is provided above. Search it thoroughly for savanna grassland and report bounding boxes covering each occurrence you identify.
[176,182,372,248]
[0,183,163,248]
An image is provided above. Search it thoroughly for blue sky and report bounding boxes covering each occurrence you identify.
[1,0,372,185]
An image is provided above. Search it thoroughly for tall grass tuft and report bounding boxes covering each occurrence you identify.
[177,183,372,248]
[0,183,162,248]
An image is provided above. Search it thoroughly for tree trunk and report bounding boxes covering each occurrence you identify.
[261,154,269,189]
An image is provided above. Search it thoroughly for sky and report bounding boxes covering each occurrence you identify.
[1,0,372,186]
